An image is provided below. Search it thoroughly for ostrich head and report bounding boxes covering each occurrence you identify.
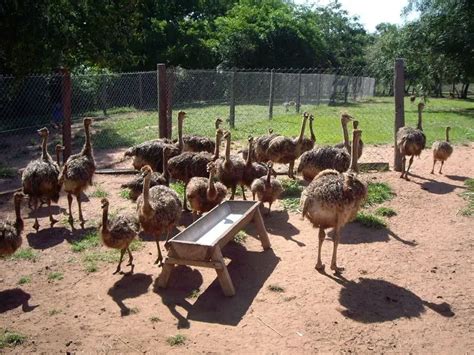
[13,191,24,204]
[248,135,254,143]
[55,144,65,153]
[100,198,109,209]
[446,126,451,131]
[177,111,186,121]
[223,130,231,140]
[206,161,217,173]
[341,113,353,124]
[215,118,223,128]
[37,127,49,137]
[140,165,153,176]
[83,117,93,127]
[353,120,359,129]
[268,128,273,134]
[309,114,314,122]
[303,112,309,119]
[418,102,425,111]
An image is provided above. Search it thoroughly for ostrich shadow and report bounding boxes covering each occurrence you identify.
[26,205,66,219]
[338,223,417,246]
[26,226,70,249]
[107,273,153,316]
[0,288,38,313]
[320,273,454,323]
[409,173,465,194]
[64,226,98,245]
[445,175,470,182]
[263,209,304,246]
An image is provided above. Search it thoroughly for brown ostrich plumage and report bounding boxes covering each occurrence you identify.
[137,165,182,266]
[334,119,364,159]
[300,129,367,273]
[242,136,268,199]
[216,131,245,200]
[59,118,96,227]
[0,192,24,256]
[22,127,61,231]
[250,162,283,215]
[182,117,222,153]
[431,126,453,174]
[100,198,138,274]
[397,102,426,180]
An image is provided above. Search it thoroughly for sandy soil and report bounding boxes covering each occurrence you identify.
[0,144,473,353]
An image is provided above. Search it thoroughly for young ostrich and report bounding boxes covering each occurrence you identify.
[0,192,24,256]
[242,136,268,200]
[297,114,352,182]
[22,127,61,231]
[137,165,182,266]
[121,146,170,201]
[123,111,186,171]
[100,198,138,274]
[182,118,222,153]
[335,118,364,159]
[300,129,367,273]
[431,126,453,174]
[241,128,278,162]
[168,129,224,210]
[299,113,316,154]
[186,162,227,220]
[250,161,283,215]
[59,117,96,227]
[397,102,426,180]
[55,144,65,166]
[266,112,309,178]
[216,130,246,200]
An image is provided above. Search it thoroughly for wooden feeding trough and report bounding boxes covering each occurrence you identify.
[157,201,270,296]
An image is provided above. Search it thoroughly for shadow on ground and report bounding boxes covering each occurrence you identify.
[107,273,153,316]
[0,288,38,313]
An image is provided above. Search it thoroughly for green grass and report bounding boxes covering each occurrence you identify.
[48,309,61,316]
[233,231,248,244]
[17,276,31,285]
[355,212,387,229]
[9,248,38,262]
[166,334,187,346]
[170,181,185,201]
[84,262,98,273]
[119,189,131,200]
[89,183,108,198]
[47,272,64,281]
[0,330,26,348]
[268,284,285,293]
[280,179,303,213]
[375,207,397,217]
[88,97,474,151]
[0,163,16,178]
[71,230,100,252]
[186,289,201,299]
[363,182,395,206]
[129,307,140,314]
[129,238,144,251]
[150,316,162,323]
[459,178,474,216]
[281,197,301,213]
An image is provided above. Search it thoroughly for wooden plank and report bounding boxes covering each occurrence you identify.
[253,205,271,250]
[212,247,235,297]
[95,168,138,175]
[157,263,174,289]
[0,187,22,197]
[165,257,223,270]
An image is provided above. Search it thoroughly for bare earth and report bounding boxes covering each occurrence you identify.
[0,144,473,353]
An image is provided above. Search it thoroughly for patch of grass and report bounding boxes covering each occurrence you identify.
[82,250,120,264]
[363,182,394,206]
[280,178,303,198]
[375,207,397,217]
[129,238,144,252]
[268,284,285,293]
[47,272,64,281]
[170,181,185,201]
[90,183,108,198]
[166,334,186,346]
[150,316,162,323]
[17,276,31,285]
[233,231,248,244]
[129,307,140,314]
[459,178,474,216]
[71,230,100,252]
[281,197,300,213]
[9,248,38,262]
[84,261,98,273]
[48,309,61,316]
[186,289,201,299]
[0,330,26,348]
[0,163,16,179]
[355,212,387,229]
[119,189,131,200]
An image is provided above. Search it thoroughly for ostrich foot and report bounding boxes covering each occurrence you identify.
[315,262,325,271]
[331,264,345,274]
[33,220,40,232]
[154,256,163,267]
[430,170,434,174]
[113,266,121,275]
[79,219,86,229]
[404,176,410,181]
[50,217,58,227]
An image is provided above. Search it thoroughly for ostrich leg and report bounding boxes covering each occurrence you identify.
[431,159,436,174]
[439,161,444,174]
[32,198,40,231]
[330,226,344,273]
[114,249,126,274]
[315,228,326,270]
[405,156,415,180]
[127,247,134,273]
[48,199,58,227]
[76,195,85,228]
[400,156,406,179]
[67,193,74,224]
[241,185,247,200]
[155,239,163,266]
[288,161,295,179]
[230,185,236,200]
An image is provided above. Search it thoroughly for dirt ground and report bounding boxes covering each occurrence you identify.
[0,144,473,353]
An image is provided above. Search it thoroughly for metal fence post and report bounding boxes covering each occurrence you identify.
[60,68,72,162]
[268,69,275,119]
[229,68,236,128]
[296,71,302,113]
[394,58,405,172]
[138,72,143,110]
[157,63,168,138]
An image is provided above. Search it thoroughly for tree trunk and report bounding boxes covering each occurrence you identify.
[461,82,469,99]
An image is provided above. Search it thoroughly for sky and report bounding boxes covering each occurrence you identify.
[293,0,418,33]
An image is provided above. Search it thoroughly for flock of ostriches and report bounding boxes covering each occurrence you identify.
[1,102,453,274]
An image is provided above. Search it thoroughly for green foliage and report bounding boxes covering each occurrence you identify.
[48,309,61,316]
[170,182,185,201]
[364,182,394,206]
[71,231,100,252]
[150,316,162,323]
[0,163,16,178]
[9,248,38,262]
[119,189,131,200]
[355,212,387,229]
[281,179,303,198]
[459,178,474,216]
[129,239,144,252]
[47,272,64,281]
[167,334,187,346]
[90,184,108,198]
[233,231,248,244]
[186,289,201,299]
[375,207,397,218]
[0,330,26,348]
[281,197,300,213]
[18,276,31,285]
[268,284,285,293]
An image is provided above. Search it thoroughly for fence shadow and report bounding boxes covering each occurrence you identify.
[107,273,153,316]
[0,288,38,313]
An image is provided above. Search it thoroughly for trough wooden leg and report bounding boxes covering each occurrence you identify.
[157,252,176,289]
[253,207,271,250]
[212,247,235,297]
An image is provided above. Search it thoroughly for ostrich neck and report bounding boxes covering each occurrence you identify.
[309,119,316,142]
[81,125,92,156]
[207,170,216,198]
[14,199,22,226]
[213,133,221,160]
[225,136,231,163]
[41,134,48,160]
[56,150,61,166]
[349,135,360,172]
[297,117,307,143]
[342,120,350,152]
[177,117,184,152]
[446,129,450,142]
[417,109,423,131]
[246,141,253,166]
[142,174,152,212]
[101,206,109,233]
[266,167,271,185]
[162,151,169,183]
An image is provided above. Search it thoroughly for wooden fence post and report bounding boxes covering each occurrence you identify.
[229,68,236,129]
[268,69,275,119]
[394,58,405,172]
[157,63,168,138]
[60,68,72,163]
[296,71,302,114]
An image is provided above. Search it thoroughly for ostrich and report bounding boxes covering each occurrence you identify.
[266,112,309,178]
[100,198,138,274]
[431,127,453,174]
[22,127,61,231]
[186,162,227,220]
[216,130,246,200]
[334,118,364,159]
[168,129,224,209]
[297,114,352,182]
[182,118,222,153]
[55,144,65,166]
[123,111,186,171]
[242,136,268,200]
[397,102,426,180]
[121,146,170,201]
[250,162,283,215]
[241,128,278,162]
[300,113,316,154]
[300,128,367,273]
[0,192,24,256]
[137,165,182,266]
[59,117,96,227]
